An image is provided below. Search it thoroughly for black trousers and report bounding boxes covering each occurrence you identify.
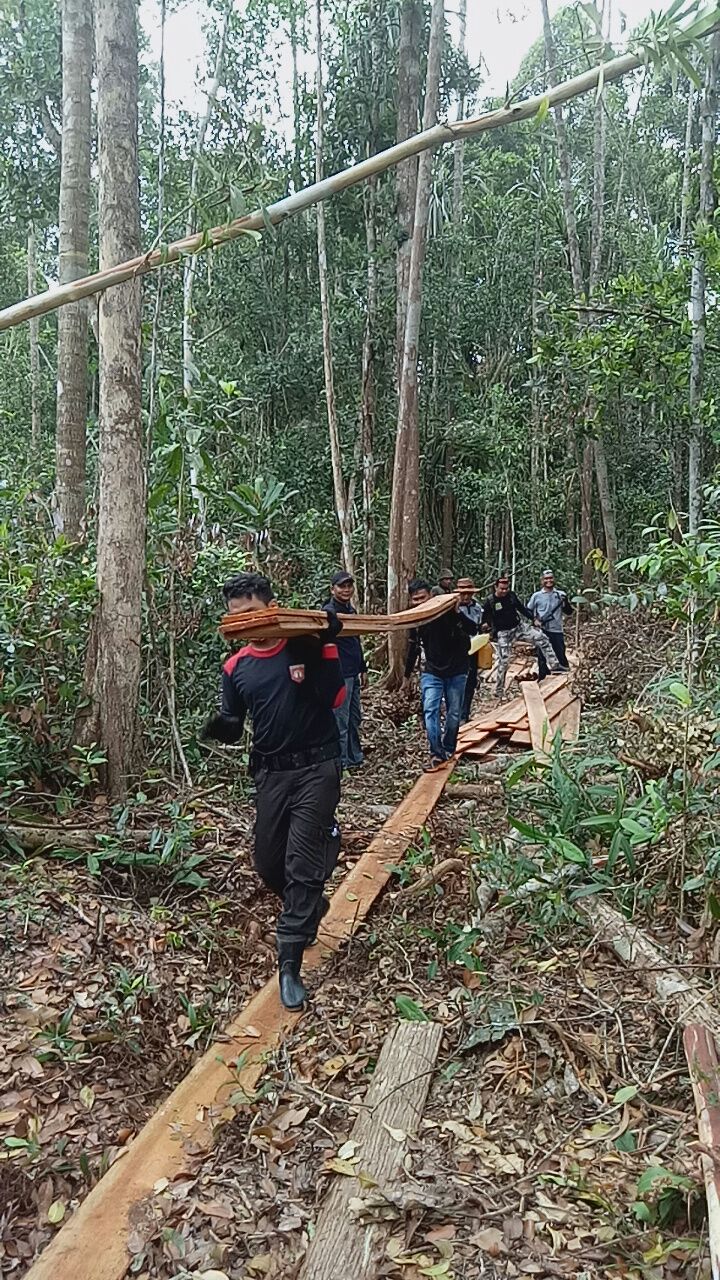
[537,630,567,679]
[462,662,478,723]
[253,759,342,946]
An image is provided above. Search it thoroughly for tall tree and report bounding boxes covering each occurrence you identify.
[441,0,467,569]
[89,0,143,796]
[54,0,92,539]
[183,5,231,529]
[689,32,720,534]
[27,223,41,449]
[315,0,354,573]
[395,0,422,386]
[387,0,444,684]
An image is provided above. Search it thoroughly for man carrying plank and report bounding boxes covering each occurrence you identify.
[403,578,477,770]
[481,574,560,698]
[202,572,345,1011]
[322,570,368,771]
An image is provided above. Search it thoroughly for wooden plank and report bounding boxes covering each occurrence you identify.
[522,680,553,760]
[550,697,581,743]
[298,1022,443,1280]
[509,728,531,746]
[25,763,454,1280]
[219,592,458,641]
[684,1025,720,1280]
[461,735,499,759]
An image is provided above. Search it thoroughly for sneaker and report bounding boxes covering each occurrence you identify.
[423,757,446,773]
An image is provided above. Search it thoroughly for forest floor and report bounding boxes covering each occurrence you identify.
[0,638,714,1280]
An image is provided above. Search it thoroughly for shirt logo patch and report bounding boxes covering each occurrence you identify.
[289,664,305,683]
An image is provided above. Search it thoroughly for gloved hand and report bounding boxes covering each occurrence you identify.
[324,609,344,639]
[201,714,243,744]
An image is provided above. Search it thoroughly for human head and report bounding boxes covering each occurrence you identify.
[438,568,454,592]
[223,571,275,615]
[495,575,510,598]
[408,578,432,607]
[331,570,354,603]
[456,576,476,605]
[541,568,555,589]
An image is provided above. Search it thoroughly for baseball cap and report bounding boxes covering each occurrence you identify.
[331,570,354,586]
[541,567,554,578]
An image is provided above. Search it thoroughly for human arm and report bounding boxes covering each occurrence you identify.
[560,590,573,615]
[404,628,420,679]
[514,592,534,621]
[479,599,494,633]
[456,609,477,636]
[201,666,247,743]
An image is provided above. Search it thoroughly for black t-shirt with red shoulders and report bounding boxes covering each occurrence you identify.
[220,636,345,759]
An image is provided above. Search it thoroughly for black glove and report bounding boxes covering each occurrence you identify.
[324,609,344,639]
[201,714,243,744]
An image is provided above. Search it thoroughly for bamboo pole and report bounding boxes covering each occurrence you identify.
[0,50,645,333]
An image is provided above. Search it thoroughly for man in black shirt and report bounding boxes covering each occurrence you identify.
[403,578,476,770]
[202,572,345,1011]
[323,570,367,770]
[481,575,560,698]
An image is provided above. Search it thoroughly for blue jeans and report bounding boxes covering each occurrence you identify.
[420,672,466,760]
[334,675,364,767]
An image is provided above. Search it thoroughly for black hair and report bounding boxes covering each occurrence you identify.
[495,574,510,586]
[222,571,274,605]
[408,578,432,595]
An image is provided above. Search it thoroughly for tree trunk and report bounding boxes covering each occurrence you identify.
[91,0,143,798]
[680,82,696,246]
[530,177,543,528]
[54,0,92,539]
[387,0,444,686]
[440,0,466,571]
[540,0,584,300]
[580,438,594,586]
[588,3,618,590]
[315,0,354,574]
[689,33,720,534]
[147,0,166,452]
[395,0,422,386]
[27,225,41,450]
[360,175,377,610]
[183,7,231,529]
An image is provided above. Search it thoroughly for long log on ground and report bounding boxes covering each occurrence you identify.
[684,1024,720,1280]
[445,782,502,800]
[1,824,150,852]
[0,50,651,333]
[298,1021,443,1280]
[582,897,720,1041]
[24,761,454,1280]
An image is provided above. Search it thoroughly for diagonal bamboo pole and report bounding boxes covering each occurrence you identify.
[0,49,651,333]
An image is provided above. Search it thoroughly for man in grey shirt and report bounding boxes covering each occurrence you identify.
[527,568,572,679]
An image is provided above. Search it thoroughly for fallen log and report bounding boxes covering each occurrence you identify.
[406,856,466,897]
[445,782,502,800]
[298,1021,443,1280]
[2,824,149,853]
[582,898,720,1041]
[684,1024,720,1280]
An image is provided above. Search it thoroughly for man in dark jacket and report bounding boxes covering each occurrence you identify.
[202,572,345,1012]
[323,570,367,770]
[403,578,476,770]
[481,575,560,698]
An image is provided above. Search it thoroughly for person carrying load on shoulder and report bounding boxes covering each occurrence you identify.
[527,567,572,680]
[322,569,367,771]
[481,574,561,699]
[201,571,345,1012]
[403,578,477,771]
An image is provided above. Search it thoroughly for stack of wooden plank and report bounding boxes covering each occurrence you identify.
[219,592,458,641]
[457,673,581,762]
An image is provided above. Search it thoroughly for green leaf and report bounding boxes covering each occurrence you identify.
[47,1200,66,1224]
[615,1130,637,1152]
[394,995,429,1022]
[613,1084,638,1105]
[534,95,550,125]
[669,681,691,707]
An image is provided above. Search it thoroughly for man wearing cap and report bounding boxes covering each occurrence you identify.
[323,571,368,770]
[527,569,572,679]
[457,577,483,722]
[431,569,455,597]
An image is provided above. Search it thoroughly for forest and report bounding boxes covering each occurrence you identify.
[4,0,720,1276]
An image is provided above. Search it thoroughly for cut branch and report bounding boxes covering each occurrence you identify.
[0,48,647,333]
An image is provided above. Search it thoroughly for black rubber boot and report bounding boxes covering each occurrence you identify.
[278,941,307,1011]
[305,895,330,948]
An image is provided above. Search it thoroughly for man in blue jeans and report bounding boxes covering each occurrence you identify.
[323,570,368,769]
[403,579,476,771]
